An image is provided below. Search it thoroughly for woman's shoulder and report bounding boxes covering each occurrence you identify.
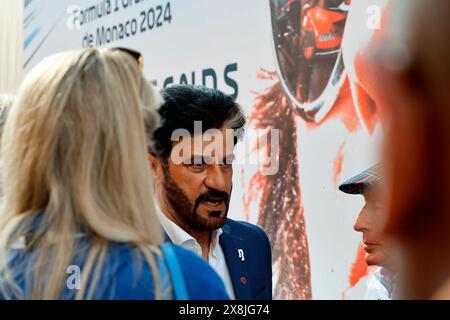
[99,242,229,300]
[170,245,229,300]
[95,242,167,299]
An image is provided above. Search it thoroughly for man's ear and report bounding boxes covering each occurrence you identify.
[148,153,165,182]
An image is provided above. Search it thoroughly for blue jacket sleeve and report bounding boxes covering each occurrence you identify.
[173,245,230,300]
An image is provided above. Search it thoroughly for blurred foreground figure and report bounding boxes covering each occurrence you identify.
[373,0,450,299]
[0,49,228,300]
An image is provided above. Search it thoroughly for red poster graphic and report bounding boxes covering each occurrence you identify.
[244,0,388,299]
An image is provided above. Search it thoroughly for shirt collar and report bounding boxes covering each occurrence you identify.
[374,267,396,297]
[210,228,223,258]
[155,204,193,245]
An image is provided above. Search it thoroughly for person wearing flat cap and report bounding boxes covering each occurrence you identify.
[340,164,396,300]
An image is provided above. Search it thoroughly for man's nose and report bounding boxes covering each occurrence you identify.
[204,165,228,192]
[353,210,368,233]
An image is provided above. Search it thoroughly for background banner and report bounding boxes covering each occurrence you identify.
[24,0,386,299]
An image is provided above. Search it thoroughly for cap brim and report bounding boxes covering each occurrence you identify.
[339,182,367,195]
[339,164,382,195]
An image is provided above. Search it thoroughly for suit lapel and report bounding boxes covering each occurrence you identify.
[219,223,252,300]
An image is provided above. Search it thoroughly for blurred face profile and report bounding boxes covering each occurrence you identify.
[353,185,390,267]
[159,127,235,232]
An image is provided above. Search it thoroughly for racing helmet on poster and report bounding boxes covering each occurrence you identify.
[269,0,351,122]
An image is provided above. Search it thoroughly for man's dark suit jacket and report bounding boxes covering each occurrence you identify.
[219,219,272,300]
[165,218,272,300]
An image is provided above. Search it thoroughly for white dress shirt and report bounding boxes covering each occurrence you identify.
[155,206,236,299]
[364,267,395,300]
[344,267,397,300]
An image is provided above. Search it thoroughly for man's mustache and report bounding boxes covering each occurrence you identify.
[196,189,229,205]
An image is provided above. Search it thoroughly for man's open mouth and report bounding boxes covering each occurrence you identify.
[200,199,226,211]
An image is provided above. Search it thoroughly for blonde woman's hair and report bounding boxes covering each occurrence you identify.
[0,94,14,137]
[0,48,164,299]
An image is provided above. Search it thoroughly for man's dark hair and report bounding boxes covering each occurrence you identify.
[150,85,246,158]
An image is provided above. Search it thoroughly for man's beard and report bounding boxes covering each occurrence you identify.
[162,172,230,231]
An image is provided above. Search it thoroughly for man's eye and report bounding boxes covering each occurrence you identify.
[191,163,206,169]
